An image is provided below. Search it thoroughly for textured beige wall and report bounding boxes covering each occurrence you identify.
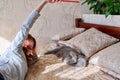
[0,0,92,53]
[82,14,120,27]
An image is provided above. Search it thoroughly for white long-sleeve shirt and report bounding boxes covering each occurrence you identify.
[0,10,40,80]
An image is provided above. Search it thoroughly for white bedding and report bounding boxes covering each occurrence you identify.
[25,55,117,80]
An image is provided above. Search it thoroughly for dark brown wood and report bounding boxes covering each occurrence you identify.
[75,18,120,39]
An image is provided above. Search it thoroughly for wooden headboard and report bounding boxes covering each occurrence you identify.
[75,18,120,39]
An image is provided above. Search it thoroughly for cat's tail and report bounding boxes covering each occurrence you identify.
[44,45,66,55]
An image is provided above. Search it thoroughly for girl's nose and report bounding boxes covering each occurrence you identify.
[27,51,33,56]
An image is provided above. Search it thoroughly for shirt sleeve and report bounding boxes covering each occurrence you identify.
[10,10,40,51]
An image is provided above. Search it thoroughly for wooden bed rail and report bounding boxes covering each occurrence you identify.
[75,18,120,39]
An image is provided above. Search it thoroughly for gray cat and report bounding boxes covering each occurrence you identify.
[45,45,87,67]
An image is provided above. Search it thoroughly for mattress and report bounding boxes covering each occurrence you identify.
[25,55,118,80]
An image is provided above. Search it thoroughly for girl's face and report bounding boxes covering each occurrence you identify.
[22,39,37,65]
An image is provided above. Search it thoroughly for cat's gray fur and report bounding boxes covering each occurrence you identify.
[45,45,87,67]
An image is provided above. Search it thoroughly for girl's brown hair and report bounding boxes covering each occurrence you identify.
[27,34,36,49]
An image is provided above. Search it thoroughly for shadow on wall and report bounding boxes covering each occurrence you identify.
[0,36,11,55]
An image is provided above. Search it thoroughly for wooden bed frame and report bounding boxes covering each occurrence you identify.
[75,18,120,39]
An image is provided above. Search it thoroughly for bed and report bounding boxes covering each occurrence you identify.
[74,18,120,79]
[25,18,120,80]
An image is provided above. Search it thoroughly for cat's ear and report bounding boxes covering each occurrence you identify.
[44,46,65,55]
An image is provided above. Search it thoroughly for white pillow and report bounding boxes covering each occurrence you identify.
[63,28,119,58]
[51,28,85,41]
[89,42,120,79]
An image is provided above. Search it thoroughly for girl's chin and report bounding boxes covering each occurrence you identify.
[27,57,38,66]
